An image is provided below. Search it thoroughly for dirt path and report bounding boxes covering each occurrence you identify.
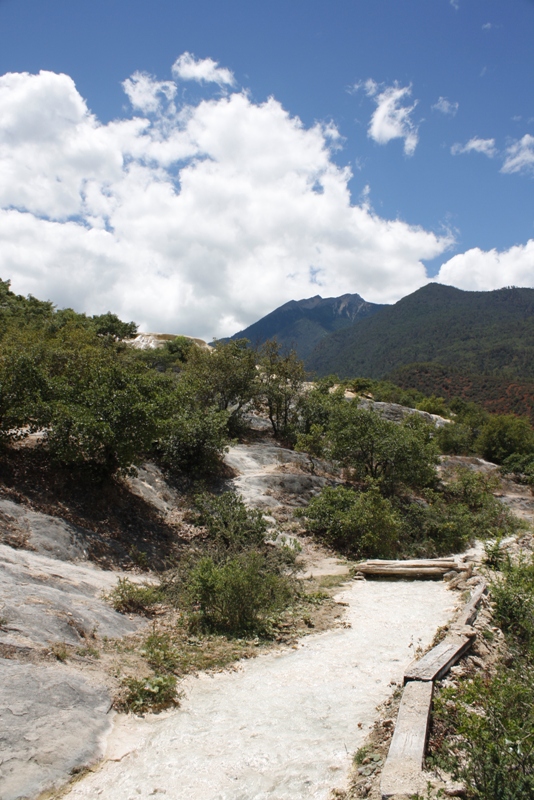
[59,439,458,800]
[63,580,455,800]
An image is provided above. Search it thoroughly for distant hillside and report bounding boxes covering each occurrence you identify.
[308,283,534,382]
[389,362,534,422]
[229,293,384,361]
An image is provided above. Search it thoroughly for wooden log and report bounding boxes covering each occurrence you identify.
[404,634,474,683]
[357,566,451,578]
[361,558,462,568]
[380,681,433,799]
[355,558,469,578]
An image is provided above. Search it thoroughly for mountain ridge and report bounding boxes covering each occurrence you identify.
[228,292,384,360]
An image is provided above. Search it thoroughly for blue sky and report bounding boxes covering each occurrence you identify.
[0,0,532,338]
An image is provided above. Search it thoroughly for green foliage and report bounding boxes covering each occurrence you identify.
[192,491,267,551]
[184,550,294,634]
[415,394,449,417]
[158,402,229,477]
[299,466,520,559]
[433,666,534,800]
[298,483,401,557]
[435,421,475,455]
[431,556,534,799]
[141,631,181,673]
[491,556,534,653]
[160,491,297,635]
[163,335,195,362]
[120,674,179,713]
[183,338,257,429]
[90,311,137,341]
[501,453,534,486]
[107,578,164,615]
[255,340,306,439]
[326,405,438,494]
[476,414,534,464]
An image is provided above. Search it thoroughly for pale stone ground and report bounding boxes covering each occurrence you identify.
[62,579,456,800]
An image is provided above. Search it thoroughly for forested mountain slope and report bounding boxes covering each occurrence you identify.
[229,293,384,360]
[307,283,534,381]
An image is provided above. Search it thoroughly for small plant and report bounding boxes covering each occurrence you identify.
[107,577,164,615]
[129,545,150,570]
[76,645,100,659]
[141,631,181,673]
[120,674,179,713]
[50,642,69,662]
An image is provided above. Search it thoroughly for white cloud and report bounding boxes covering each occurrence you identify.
[501,134,534,176]
[451,137,497,157]
[363,82,419,156]
[0,65,452,339]
[122,72,176,114]
[172,52,235,87]
[437,239,534,291]
[432,97,458,116]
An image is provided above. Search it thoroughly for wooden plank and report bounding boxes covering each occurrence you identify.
[455,580,487,627]
[404,634,474,683]
[380,681,433,799]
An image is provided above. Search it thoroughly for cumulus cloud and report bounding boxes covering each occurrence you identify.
[172,52,235,87]
[362,81,419,156]
[432,97,458,116]
[501,134,534,176]
[451,137,497,157]
[0,64,453,339]
[437,239,534,290]
[122,72,176,114]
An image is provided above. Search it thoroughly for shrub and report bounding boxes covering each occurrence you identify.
[436,421,475,455]
[491,556,534,653]
[158,405,229,477]
[107,578,164,615]
[299,484,401,557]
[192,491,267,551]
[184,550,295,634]
[476,414,534,464]
[120,674,179,713]
[141,631,181,673]
[433,665,534,799]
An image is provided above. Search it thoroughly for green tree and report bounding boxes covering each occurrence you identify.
[476,414,534,464]
[183,339,257,431]
[326,405,438,494]
[255,340,306,439]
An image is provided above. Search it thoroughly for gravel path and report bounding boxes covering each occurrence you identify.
[64,579,455,800]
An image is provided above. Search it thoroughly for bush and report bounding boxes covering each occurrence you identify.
[185,550,295,634]
[476,414,534,464]
[107,578,164,615]
[158,405,229,477]
[436,421,475,455]
[433,665,534,799]
[120,674,179,713]
[192,491,267,551]
[501,452,534,486]
[491,556,534,654]
[299,484,401,557]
